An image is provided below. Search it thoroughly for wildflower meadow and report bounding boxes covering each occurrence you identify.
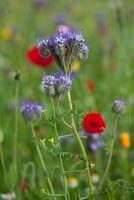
[0,0,133,200]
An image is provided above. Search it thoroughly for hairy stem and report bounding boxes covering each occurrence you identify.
[67,91,94,200]
[31,125,55,197]
[51,98,69,200]
[96,115,119,194]
[13,81,19,178]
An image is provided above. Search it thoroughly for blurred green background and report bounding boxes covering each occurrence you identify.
[0,0,133,199]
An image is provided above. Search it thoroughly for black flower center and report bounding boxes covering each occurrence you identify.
[90,122,98,128]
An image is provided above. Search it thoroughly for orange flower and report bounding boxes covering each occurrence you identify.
[120,132,130,148]
[87,80,96,92]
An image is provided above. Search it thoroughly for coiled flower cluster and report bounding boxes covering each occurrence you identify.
[37,27,89,71]
[41,71,75,98]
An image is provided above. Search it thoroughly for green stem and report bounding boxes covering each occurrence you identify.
[13,82,19,177]
[51,98,69,200]
[57,103,72,129]
[0,144,7,183]
[67,91,94,200]
[96,115,119,194]
[31,125,55,197]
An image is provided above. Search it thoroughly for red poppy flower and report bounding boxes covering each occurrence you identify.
[26,46,53,68]
[87,80,96,92]
[19,180,28,190]
[82,112,106,134]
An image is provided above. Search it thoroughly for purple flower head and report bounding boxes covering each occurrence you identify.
[41,71,74,97]
[112,99,126,114]
[54,14,68,25]
[37,27,89,71]
[34,0,48,10]
[87,141,102,151]
[86,134,102,152]
[20,101,43,123]
[41,73,57,96]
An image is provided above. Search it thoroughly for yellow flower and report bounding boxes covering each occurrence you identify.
[67,177,78,188]
[40,188,48,194]
[42,109,47,113]
[72,61,80,71]
[48,138,55,144]
[120,132,130,148]
[40,138,46,145]
[1,27,13,40]
[90,162,95,168]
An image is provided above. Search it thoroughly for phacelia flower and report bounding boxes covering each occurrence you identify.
[54,15,68,25]
[34,0,48,10]
[20,101,43,123]
[86,134,102,151]
[41,71,75,97]
[82,112,106,134]
[37,27,89,71]
[57,25,70,33]
[87,80,96,92]
[120,132,130,148]
[26,46,53,68]
[112,100,126,114]
[67,177,78,188]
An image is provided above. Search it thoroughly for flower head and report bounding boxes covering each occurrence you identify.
[91,173,100,184]
[120,132,130,148]
[0,192,16,200]
[41,71,75,97]
[26,46,53,68]
[87,80,96,92]
[72,61,80,71]
[19,180,28,190]
[37,27,89,71]
[20,101,43,123]
[82,112,106,134]
[67,177,78,188]
[54,15,68,25]
[86,134,102,151]
[1,26,13,40]
[112,100,126,114]
[57,25,70,33]
[34,0,48,10]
